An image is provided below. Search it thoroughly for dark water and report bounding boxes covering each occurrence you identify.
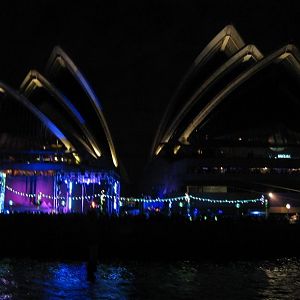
[0,258,300,299]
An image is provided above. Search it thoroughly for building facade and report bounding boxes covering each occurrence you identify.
[0,47,120,214]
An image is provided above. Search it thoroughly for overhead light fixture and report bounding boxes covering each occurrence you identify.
[155,144,164,156]
[32,78,42,87]
[173,145,181,155]
[243,54,253,62]
[278,52,291,60]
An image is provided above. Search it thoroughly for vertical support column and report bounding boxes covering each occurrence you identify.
[0,172,6,213]
[53,174,57,213]
[264,196,269,219]
[112,180,120,216]
[107,189,111,216]
[55,172,63,213]
[185,193,191,219]
[100,190,105,214]
[68,181,72,212]
[117,181,120,215]
[81,184,84,213]
[168,200,172,217]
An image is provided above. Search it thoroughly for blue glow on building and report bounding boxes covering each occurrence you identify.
[45,122,68,140]
[76,71,103,111]
[60,93,86,124]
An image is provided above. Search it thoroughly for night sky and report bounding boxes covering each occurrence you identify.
[0,0,299,184]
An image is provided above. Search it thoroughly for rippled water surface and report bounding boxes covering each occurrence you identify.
[0,258,300,299]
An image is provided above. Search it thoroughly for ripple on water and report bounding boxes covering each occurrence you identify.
[0,258,299,299]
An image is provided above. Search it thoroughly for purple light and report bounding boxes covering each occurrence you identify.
[5,175,54,213]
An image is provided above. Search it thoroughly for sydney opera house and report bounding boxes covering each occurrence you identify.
[0,46,120,214]
[142,25,300,215]
[1,25,300,216]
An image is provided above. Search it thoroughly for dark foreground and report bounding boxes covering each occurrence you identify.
[1,258,300,299]
[0,213,299,261]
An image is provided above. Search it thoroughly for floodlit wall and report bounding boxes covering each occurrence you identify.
[5,175,54,213]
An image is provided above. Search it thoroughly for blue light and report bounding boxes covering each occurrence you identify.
[76,72,103,110]
[249,211,265,216]
[113,182,118,194]
[46,122,68,140]
[68,182,72,211]
[19,92,68,141]
[251,211,260,215]
[61,93,86,124]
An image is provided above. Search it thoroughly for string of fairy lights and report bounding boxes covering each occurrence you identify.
[5,185,265,205]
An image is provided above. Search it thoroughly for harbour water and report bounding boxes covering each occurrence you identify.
[0,258,300,299]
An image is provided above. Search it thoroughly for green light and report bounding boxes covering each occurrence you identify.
[3,185,264,205]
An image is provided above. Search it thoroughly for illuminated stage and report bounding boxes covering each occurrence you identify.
[1,170,120,215]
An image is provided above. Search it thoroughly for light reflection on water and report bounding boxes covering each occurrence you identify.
[0,258,300,299]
